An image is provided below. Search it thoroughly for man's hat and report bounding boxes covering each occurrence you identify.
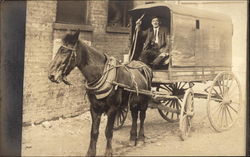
[150,16,159,20]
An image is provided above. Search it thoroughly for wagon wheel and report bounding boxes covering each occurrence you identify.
[113,106,128,130]
[179,88,195,141]
[207,72,242,132]
[157,82,189,122]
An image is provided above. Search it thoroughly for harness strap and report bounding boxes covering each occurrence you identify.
[85,55,151,99]
[85,55,117,91]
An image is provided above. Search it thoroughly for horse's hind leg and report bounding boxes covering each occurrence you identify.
[104,110,116,157]
[137,100,148,146]
[86,107,101,157]
[137,109,146,146]
[129,105,138,146]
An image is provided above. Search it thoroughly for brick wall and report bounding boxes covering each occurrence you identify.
[23,1,89,126]
[23,1,146,125]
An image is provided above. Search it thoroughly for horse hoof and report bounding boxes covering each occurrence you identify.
[136,140,145,147]
[86,150,96,157]
[128,140,136,147]
[104,149,113,157]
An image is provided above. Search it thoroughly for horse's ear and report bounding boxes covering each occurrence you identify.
[73,29,80,41]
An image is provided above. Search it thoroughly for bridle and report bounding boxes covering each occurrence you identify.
[60,41,78,85]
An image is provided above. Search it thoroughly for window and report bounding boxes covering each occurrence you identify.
[56,1,88,24]
[196,20,200,29]
[108,1,133,27]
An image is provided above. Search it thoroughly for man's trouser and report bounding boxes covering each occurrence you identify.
[140,48,168,69]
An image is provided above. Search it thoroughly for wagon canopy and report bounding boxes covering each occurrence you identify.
[128,2,233,67]
[129,2,231,21]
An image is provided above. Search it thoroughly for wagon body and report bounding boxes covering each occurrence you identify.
[128,2,233,84]
[114,3,241,136]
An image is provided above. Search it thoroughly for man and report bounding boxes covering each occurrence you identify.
[136,16,170,69]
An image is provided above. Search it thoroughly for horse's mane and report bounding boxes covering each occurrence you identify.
[62,33,107,66]
[62,33,77,45]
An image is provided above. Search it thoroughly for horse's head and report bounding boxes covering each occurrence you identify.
[48,30,80,85]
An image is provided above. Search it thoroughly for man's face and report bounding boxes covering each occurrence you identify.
[151,17,160,28]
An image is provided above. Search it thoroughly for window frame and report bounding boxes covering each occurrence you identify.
[106,0,132,34]
[53,1,92,32]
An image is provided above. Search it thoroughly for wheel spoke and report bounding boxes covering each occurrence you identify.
[169,100,175,119]
[212,88,223,99]
[217,80,224,96]
[163,99,171,106]
[164,100,173,116]
[179,82,187,89]
[225,74,230,88]
[228,90,240,99]
[225,105,233,122]
[174,83,177,89]
[177,82,183,89]
[176,99,180,112]
[227,79,235,91]
[161,85,173,92]
[227,104,238,113]
[171,111,174,119]
[224,106,228,127]
[220,106,224,128]
[227,83,239,97]
[210,103,223,117]
[213,104,222,127]
[164,84,173,92]
[177,99,182,112]
[172,100,177,119]
[174,100,179,119]
[222,75,225,94]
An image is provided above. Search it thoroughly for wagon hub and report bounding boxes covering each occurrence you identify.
[222,99,232,106]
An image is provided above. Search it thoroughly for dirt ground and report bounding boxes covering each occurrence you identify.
[22,85,246,156]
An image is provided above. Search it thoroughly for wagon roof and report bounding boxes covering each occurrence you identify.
[129,2,231,22]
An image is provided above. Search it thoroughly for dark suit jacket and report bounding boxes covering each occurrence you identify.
[140,26,169,52]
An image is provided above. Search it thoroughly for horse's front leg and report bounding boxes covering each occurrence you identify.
[86,107,102,157]
[104,110,116,157]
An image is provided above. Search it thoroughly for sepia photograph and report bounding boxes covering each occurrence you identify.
[0,0,248,156]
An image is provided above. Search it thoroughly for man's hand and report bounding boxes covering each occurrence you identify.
[159,52,169,57]
[135,19,142,30]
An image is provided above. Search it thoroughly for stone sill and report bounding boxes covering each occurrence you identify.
[106,26,130,34]
[53,23,94,32]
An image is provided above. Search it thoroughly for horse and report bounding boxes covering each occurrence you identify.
[48,30,152,157]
